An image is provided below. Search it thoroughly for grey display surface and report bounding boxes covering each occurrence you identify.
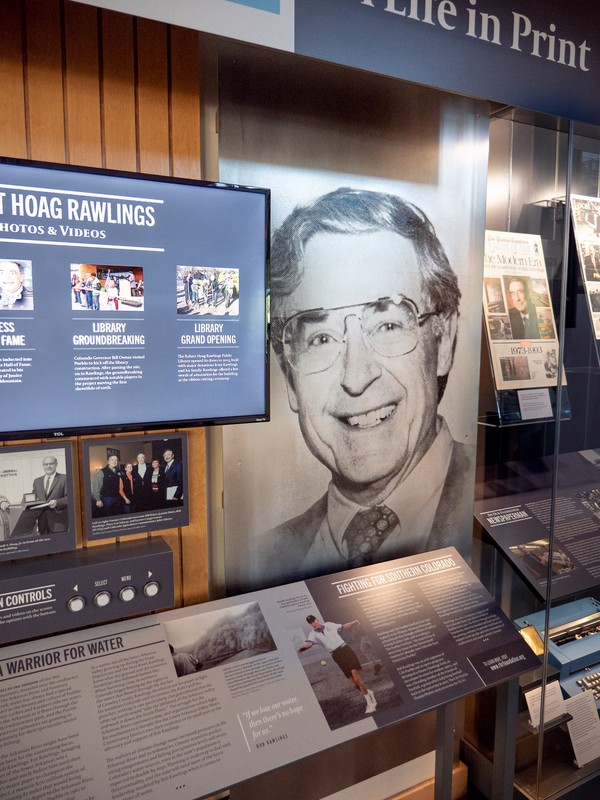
[0,548,538,799]
[0,537,174,645]
[0,160,268,439]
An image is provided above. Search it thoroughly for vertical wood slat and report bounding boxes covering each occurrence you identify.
[182,428,209,604]
[137,17,170,176]
[81,7,135,551]
[0,0,27,158]
[101,9,137,172]
[77,433,110,551]
[25,0,65,163]
[137,18,190,607]
[170,26,202,180]
[63,2,102,167]
[67,437,84,549]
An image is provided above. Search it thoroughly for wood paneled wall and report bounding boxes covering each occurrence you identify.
[0,0,208,607]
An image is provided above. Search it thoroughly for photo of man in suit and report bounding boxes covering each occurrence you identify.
[0,259,34,310]
[163,449,183,505]
[506,276,541,340]
[260,187,473,585]
[32,455,68,533]
[0,446,75,554]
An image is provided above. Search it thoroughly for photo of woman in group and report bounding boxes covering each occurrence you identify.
[177,265,239,316]
[71,263,144,312]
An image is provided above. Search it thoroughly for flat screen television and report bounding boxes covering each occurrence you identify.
[0,158,269,439]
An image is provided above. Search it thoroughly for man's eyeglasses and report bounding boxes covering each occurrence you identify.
[280,295,438,375]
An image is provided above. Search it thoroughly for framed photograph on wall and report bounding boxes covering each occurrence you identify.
[0,441,76,560]
[82,433,189,540]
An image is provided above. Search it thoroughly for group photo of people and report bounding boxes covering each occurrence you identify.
[176,265,239,316]
[88,438,185,520]
[0,259,34,310]
[71,263,145,312]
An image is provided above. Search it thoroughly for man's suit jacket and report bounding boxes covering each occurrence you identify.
[508,305,540,340]
[259,440,474,587]
[163,460,183,500]
[32,473,68,532]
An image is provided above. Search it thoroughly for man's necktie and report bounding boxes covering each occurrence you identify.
[342,505,399,569]
[44,475,51,497]
[523,313,537,338]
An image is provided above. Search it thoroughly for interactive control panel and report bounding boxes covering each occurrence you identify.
[0,537,174,645]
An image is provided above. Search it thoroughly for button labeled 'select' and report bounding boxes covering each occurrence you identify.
[94,590,112,608]
[68,596,86,613]
[119,586,136,602]
[143,580,160,597]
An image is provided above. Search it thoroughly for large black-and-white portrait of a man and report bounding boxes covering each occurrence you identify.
[219,57,487,593]
[258,187,472,585]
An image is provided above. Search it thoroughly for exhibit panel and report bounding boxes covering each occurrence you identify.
[0,550,537,800]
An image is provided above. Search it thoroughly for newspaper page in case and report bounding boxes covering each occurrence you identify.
[483,231,560,391]
[571,194,600,340]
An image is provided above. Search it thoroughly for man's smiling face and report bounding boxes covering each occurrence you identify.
[281,230,456,503]
[0,261,23,293]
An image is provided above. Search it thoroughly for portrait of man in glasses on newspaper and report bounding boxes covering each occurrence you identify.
[261,187,474,585]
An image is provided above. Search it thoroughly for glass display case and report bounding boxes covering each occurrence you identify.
[467,108,600,800]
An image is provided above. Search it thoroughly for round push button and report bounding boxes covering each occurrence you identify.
[68,596,86,613]
[143,580,160,597]
[94,590,112,608]
[119,586,136,602]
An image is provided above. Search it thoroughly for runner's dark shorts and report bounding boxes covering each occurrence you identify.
[332,644,361,677]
